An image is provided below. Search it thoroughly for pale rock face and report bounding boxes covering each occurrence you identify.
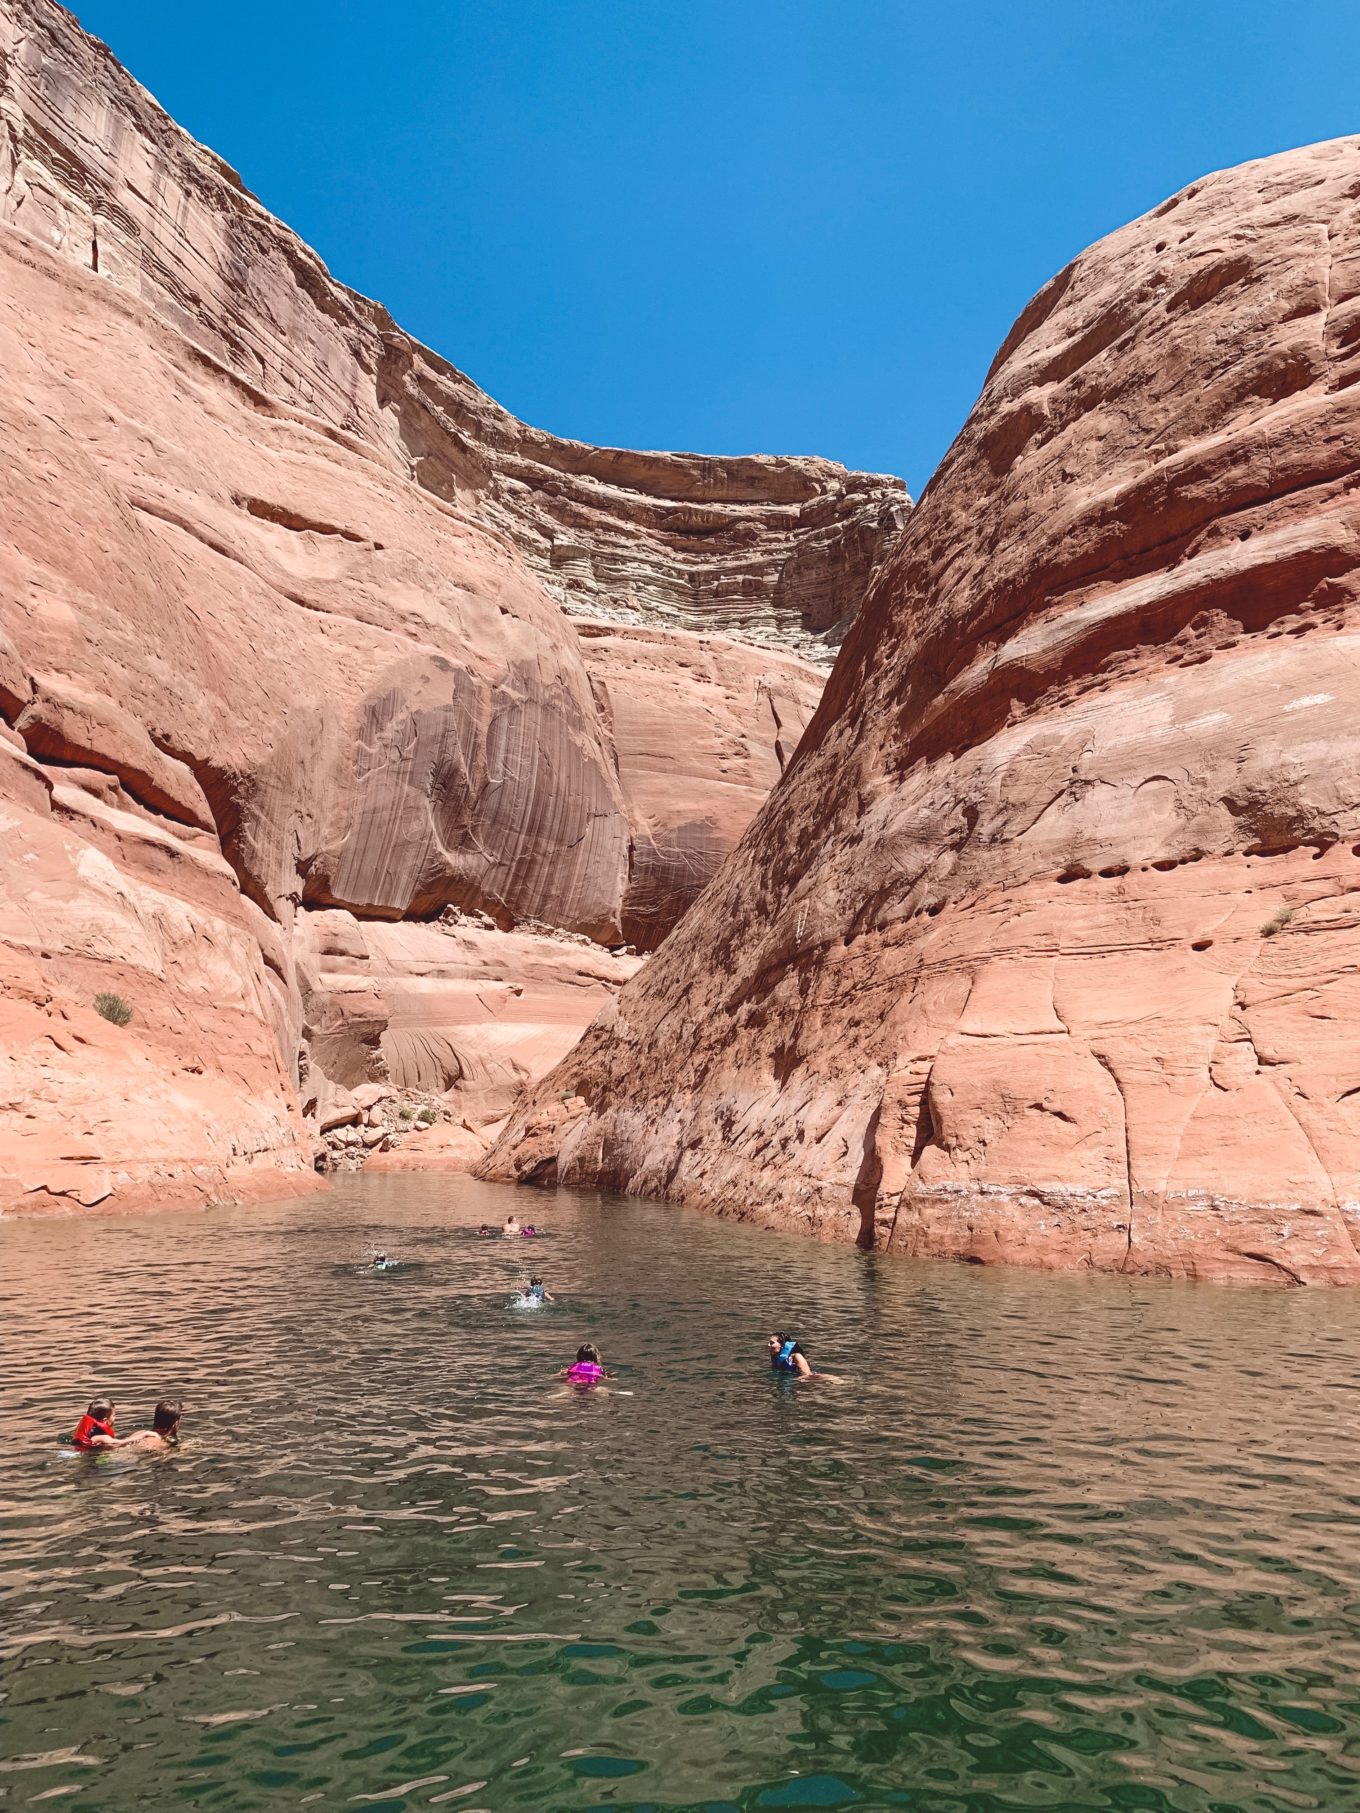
[485,137,1360,1285]
[0,0,903,1215]
[294,908,640,1125]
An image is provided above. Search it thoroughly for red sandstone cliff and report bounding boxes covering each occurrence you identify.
[486,137,1360,1285]
[0,0,905,1214]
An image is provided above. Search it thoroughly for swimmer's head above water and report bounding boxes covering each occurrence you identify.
[152,1398,183,1445]
[769,1334,813,1377]
[563,1342,608,1383]
[71,1396,116,1449]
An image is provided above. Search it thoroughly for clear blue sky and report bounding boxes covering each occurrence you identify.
[72,0,1360,494]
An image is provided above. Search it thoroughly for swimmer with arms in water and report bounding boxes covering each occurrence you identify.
[113,1399,183,1451]
[524,1276,554,1303]
[503,1213,520,1238]
[69,1397,182,1451]
[559,1342,611,1384]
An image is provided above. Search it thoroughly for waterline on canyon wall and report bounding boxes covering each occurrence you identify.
[3,1176,1360,1810]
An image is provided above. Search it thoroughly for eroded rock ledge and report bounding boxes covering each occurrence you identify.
[484,136,1360,1285]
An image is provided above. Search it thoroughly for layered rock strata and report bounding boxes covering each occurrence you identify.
[486,137,1360,1285]
[0,0,904,1214]
[0,0,906,663]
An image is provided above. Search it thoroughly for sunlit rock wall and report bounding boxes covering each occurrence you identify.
[0,0,904,1213]
[486,137,1360,1286]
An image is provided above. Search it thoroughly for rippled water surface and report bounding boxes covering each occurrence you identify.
[5,1178,1360,1811]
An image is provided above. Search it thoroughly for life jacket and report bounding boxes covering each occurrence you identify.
[771,1340,800,1374]
[71,1413,114,1449]
[567,1361,604,1382]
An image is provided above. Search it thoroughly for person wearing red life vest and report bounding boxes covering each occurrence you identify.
[70,1396,117,1449]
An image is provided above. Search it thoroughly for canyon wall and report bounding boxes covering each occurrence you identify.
[0,0,905,1214]
[486,137,1360,1285]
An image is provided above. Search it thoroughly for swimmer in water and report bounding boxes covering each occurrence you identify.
[477,1224,497,1237]
[503,1214,520,1238]
[70,1395,117,1450]
[768,1333,816,1378]
[560,1342,611,1384]
[371,1252,396,1270]
[523,1276,554,1303]
[113,1399,183,1452]
[520,1224,538,1238]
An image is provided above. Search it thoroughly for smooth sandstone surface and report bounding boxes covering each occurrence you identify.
[0,0,902,1215]
[486,137,1360,1284]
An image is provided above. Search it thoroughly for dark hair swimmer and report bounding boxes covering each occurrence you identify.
[116,1399,183,1451]
[768,1333,815,1378]
[560,1343,611,1384]
[71,1396,116,1449]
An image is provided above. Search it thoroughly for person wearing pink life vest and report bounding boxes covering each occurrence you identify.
[560,1343,611,1385]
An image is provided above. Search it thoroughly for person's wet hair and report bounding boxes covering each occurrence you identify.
[576,1344,601,1365]
[530,1277,544,1287]
[152,1398,183,1441]
[88,1396,114,1421]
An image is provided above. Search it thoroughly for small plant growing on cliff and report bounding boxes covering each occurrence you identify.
[1261,906,1295,938]
[94,992,132,1027]
[416,1106,437,1126]
[398,1106,414,1121]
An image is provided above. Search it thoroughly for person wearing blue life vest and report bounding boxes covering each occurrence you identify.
[768,1333,815,1378]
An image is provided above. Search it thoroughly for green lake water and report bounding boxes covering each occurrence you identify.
[3,1175,1360,1811]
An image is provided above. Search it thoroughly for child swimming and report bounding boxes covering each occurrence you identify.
[70,1396,117,1450]
[371,1252,397,1271]
[768,1333,816,1378]
[560,1343,610,1385]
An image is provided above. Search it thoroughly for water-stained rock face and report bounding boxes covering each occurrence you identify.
[486,137,1360,1285]
[0,0,903,1215]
